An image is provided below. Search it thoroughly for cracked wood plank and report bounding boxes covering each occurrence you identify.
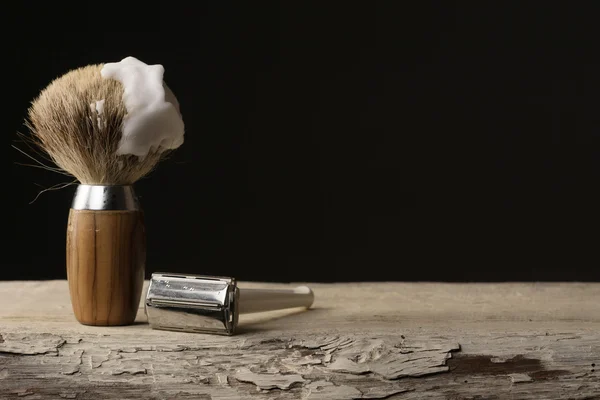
[0,281,599,399]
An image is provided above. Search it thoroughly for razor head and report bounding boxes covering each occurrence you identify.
[145,272,239,335]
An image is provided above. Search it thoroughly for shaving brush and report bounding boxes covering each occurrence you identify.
[26,57,184,326]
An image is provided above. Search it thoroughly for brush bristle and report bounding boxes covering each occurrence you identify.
[26,64,165,185]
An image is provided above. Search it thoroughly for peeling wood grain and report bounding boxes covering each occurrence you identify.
[1,329,597,399]
[215,373,229,385]
[0,281,599,399]
[235,368,307,390]
[0,333,66,355]
[509,373,533,383]
[302,381,362,399]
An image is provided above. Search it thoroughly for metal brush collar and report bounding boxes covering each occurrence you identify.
[71,185,140,211]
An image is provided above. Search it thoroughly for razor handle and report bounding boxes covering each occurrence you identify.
[238,286,315,314]
[66,185,145,326]
[145,273,315,335]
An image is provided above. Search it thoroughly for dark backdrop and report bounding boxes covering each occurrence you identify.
[3,2,600,282]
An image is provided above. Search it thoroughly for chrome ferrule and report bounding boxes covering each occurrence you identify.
[71,185,140,211]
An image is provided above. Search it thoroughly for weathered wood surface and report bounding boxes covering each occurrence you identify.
[0,281,599,399]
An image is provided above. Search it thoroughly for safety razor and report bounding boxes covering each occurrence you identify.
[145,272,315,335]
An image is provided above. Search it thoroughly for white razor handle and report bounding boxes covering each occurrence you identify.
[238,286,314,314]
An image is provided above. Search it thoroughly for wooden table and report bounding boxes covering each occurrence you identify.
[1,281,599,399]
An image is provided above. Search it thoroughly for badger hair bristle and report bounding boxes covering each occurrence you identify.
[26,64,166,185]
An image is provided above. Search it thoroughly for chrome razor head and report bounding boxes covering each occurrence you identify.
[145,272,239,335]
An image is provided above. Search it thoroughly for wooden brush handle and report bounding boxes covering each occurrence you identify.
[66,209,146,326]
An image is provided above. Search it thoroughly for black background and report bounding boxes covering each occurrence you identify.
[3,2,600,282]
